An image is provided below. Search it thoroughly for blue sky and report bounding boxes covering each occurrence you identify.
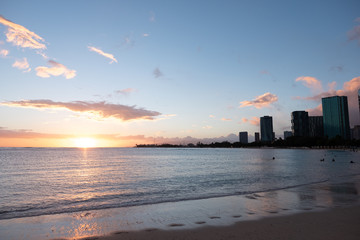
[0,0,359,147]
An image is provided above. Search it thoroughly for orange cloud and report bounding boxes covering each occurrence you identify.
[302,76,360,125]
[1,99,161,121]
[0,15,46,49]
[239,92,278,109]
[12,57,30,72]
[307,104,322,116]
[295,76,323,93]
[241,117,260,126]
[88,46,117,63]
[35,60,76,79]
[221,118,232,121]
[0,49,9,57]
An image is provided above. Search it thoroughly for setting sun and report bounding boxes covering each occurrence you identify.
[73,137,97,148]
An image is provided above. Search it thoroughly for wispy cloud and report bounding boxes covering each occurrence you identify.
[0,15,46,50]
[241,117,260,126]
[330,65,343,72]
[348,17,360,45]
[88,46,117,63]
[149,11,156,22]
[143,33,150,37]
[298,76,360,124]
[221,118,232,121]
[0,127,64,139]
[35,60,76,79]
[12,57,31,72]
[0,49,9,57]
[1,99,161,121]
[115,88,136,96]
[239,92,278,109]
[295,76,323,93]
[153,67,163,78]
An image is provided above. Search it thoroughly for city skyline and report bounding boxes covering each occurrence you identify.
[0,0,360,147]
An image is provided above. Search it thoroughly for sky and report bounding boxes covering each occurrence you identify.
[0,0,360,147]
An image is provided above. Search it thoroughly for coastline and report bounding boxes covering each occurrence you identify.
[1,176,360,240]
[92,205,360,240]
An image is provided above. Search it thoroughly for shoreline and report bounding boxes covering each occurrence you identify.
[92,205,360,240]
[1,176,360,240]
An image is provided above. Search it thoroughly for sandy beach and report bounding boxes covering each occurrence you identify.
[85,205,360,240]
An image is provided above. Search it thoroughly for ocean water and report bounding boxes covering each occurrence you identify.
[0,147,359,221]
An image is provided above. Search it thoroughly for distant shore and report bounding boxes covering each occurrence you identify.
[83,205,360,240]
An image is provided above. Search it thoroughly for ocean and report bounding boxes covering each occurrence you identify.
[0,147,359,221]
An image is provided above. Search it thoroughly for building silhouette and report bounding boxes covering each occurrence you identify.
[254,132,260,142]
[291,111,309,137]
[260,116,273,142]
[284,131,292,139]
[309,116,323,137]
[322,96,350,140]
[239,132,248,144]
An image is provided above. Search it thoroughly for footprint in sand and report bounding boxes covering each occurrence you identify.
[169,223,184,227]
[232,215,242,218]
[195,221,206,225]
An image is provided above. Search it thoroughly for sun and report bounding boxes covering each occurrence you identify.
[73,137,97,148]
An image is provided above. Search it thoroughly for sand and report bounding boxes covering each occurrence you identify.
[84,205,360,240]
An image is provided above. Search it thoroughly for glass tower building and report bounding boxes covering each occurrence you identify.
[322,96,350,140]
[291,111,309,137]
[260,116,273,142]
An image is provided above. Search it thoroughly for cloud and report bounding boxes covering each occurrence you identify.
[209,115,215,118]
[149,11,156,22]
[88,46,117,63]
[12,57,30,72]
[0,15,46,49]
[35,60,76,79]
[115,88,136,95]
[295,76,323,93]
[0,127,64,139]
[260,70,270,75]
[242,117,260,126]
[348,17,360,45]
[153,67,163,78]
[0,49,9,57]
[330,65,343,72]
[300,76,360,125]
[1,99,161,121]
[307,104,322,116]
[143,33,150,37]
[221,118,232,121]
[239,92,278,109]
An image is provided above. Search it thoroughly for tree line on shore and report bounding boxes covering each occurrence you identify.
[136,136,360,148]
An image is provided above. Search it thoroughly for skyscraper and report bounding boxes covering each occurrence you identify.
[308,116,323,137]
[322,96,350,140]
[239,132,248,144]
[291,111,309,137]
[260,116,273,142]
[254,132,260,142]
[284,131,292,139]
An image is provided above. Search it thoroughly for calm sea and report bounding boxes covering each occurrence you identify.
[0,147,359,220]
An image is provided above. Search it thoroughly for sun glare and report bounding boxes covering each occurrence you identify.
[73,138,97,148]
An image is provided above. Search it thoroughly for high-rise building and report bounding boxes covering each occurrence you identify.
[358,89,360,117]
[322,96,350,140]
[260,116,273,142]
[351,125,360,140]
[284,131,292,139]
[309,116,323,137]
[291,111,309,137]
[254,132,260,142]
[239,132,248,144]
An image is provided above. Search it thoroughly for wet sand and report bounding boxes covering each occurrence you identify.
[1,178,360,240]
[88,205,360,240]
